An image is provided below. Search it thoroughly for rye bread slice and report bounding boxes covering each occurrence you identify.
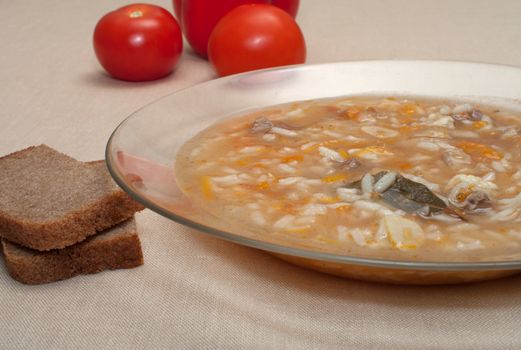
[0,145,144,250]
[2,217,143,284]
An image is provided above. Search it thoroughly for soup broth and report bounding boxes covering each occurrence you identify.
[175,96,521,262]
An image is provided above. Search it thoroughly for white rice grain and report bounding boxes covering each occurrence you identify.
[278,163,296,173]
[491,161,506,172]
[452,103,473,114]
[295,216,317,226]
[361,126,398,138]
[257,174,268,182]
[439,105,451,115]
[239,146,265,154]
[323,130,343,138]
[286,108,304,117]
[427,115,455,129]
[375,219,388,241]
[262,133,276,142]
[280,147,297,154]
[190,147,203,157]
[302,204,328,216]
[318,146,344,162]
[428,214,465,223]
[374,172,397,193]
[211,174,242,185]
[512,169,521,181]
[500,128,518,139]
[327,202,351,209]
[287,192,300,201]
[416,141,440,151]
[303,178,323,186]
[278,177,303,186]
[250,211,267,226]
[498,193,521,206]
[358,173,372,194]
[337,188,361,202]
[197,161,217,170]
[238,174,252,181]
[273,214,295,229]
[301,142,317,150]
[482,172,496,182]
[271,126,298,137]
[295,182,310,192]
[337,225,349,240]
[456,239,483,251]
[350,228,370,246]
[221,166,239,174]
[354,200,394,216]
[490,208,517,221]
[343,135,365,142]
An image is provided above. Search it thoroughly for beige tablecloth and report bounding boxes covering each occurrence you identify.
[2,0,521,349]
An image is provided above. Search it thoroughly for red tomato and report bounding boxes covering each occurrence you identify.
[271,0,300,17]
[179,0,266,58]
[208,4,306,76]
[172,0,299,58]
[172,0,183,21]
[93,4,183,82]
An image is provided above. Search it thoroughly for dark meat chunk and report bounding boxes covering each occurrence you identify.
[250,117,273,133]
[462,191,492,212]
[451,109,483,122]
[340,158,361,169]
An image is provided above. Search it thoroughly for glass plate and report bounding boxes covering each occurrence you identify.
[106,60,521,284]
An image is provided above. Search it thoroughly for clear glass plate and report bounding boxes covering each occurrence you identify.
[106,60,521,284]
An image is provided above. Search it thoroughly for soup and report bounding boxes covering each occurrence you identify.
[175,96,521,262]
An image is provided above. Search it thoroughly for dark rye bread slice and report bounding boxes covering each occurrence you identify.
[0,145,144,251]
[2,217,143,284]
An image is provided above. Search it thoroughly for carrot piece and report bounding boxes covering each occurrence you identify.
[317,195,340,204]
[200,176,213,199]
[281,155,303,163]
[472,121,488,129]
[256,181,270,190]
[399,162,413,170]
[400,103,417,116]
[322,174,348,183]
[338,149,349,159]
[335,205,352,213]
[458,141,503,160]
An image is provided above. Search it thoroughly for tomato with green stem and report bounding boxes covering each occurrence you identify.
[93,4,183,82]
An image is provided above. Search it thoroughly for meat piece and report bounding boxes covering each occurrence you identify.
[441,148,472,167]
[462,191,492,212]
[341,158,361,169]
[471,109,483,121]
[250,117,273,133]
[450,109,483,122]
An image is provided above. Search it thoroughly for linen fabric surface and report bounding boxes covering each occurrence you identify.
[1,0,521,349]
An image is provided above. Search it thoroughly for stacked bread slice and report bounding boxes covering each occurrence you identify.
[0,145,145,284]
